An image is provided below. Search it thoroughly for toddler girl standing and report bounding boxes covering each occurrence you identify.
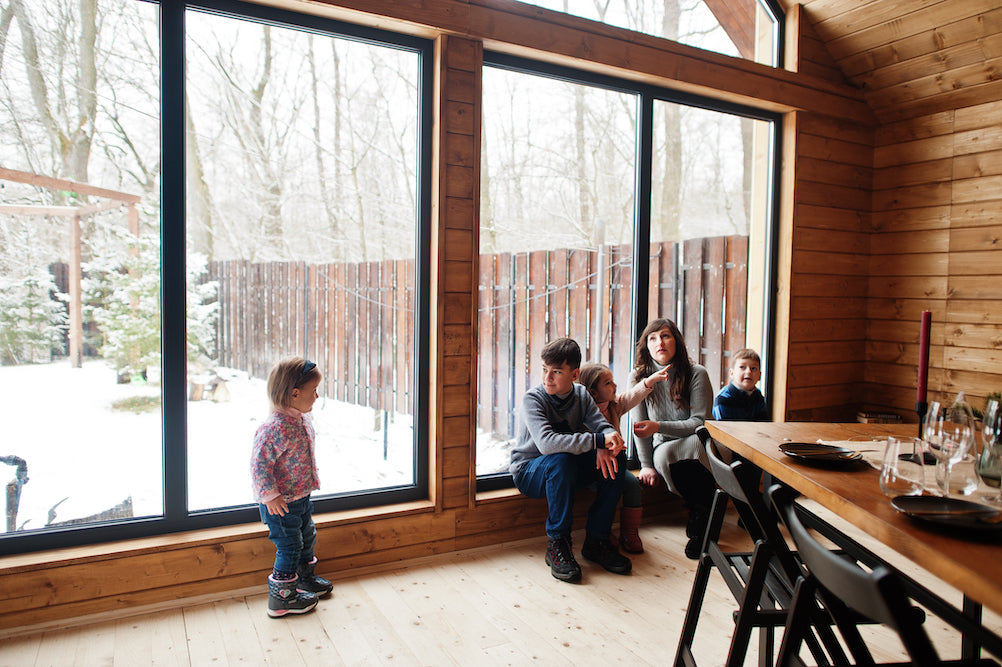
[251,356,333,618]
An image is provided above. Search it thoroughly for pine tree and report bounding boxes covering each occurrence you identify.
[85,224,218,379]
[0,266,67,365]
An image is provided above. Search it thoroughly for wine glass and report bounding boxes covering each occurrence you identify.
[976,399,1002,503]
[924,394,977,496]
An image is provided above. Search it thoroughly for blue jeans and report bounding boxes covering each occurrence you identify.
[259,496,317,575]
[513,450,626,540]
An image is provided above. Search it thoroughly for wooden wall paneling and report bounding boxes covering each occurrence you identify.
[947,300,1002,326]
[876,111,956,146]
[867,252,949,278]
[871,204,950,233]
[859,31,1002,93]
[878,79,1002,125]
[790,248,867,276]
[790,316,866,342]
[789,274,868,299]
[463,0,872,121]
[788,339,861,365]
[799,155,872,188]
[839,5,1002,80]
[953,149,1002,180]
[872,181,952,211]
[870,228,949,256]
[810,0,995,61]
[793,202,868,232]
[874,158,952,190]
[798,132,874,167]
[867,52,1002,111]
[784,383,859,416]
[435,34,482,511]
[953,174,1002,204]
[865,103,955,416]
[944,344,1002,373]
[946,98,1002,406]
[943,368,1002,405]
[955,98,1002,134]
[783,102,873,420]
[789,4,847,83]
[796,226,868,253]
[874,131,954,167]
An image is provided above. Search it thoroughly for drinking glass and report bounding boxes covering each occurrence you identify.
[879,436,926,497]
[924,393,976,496]
[976,399,1002,503]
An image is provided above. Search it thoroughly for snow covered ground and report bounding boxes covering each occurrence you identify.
[0,359,416,533]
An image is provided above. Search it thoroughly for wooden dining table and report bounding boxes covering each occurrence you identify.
[706,420,1002,658]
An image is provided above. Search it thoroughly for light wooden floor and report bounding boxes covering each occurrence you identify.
[1,508,999,666]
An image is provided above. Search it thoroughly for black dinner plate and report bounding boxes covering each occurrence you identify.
[891,495,1002,532]
[778,442,865,466]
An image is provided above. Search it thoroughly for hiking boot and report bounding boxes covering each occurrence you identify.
[297,557,334,597]
[267,575,318,618]
[545,536,582,582]
[582,535,632,574]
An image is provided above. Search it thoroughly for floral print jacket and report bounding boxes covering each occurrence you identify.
[250,409,321,503]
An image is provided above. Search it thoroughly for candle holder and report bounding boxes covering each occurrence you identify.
[916,400,927,439]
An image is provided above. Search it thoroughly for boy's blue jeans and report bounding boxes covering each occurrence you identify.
[259,496,317,575]
[513,450,626,540]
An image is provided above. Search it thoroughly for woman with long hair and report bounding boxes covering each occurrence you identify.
[629,318,715,559]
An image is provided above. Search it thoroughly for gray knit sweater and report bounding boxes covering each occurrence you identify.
[509,383,616,479]
[628,363,713,472]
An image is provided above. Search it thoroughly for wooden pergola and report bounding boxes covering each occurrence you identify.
[0,166,141,368]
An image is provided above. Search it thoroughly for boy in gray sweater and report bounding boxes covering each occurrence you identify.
[509,337,632,582]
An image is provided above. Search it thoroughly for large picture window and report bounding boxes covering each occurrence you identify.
[477,65,638,477]
[517,0,783,67]
[184,8,425,512]
[476,55,778,482]
[0,0,432,554]
[0,0,164,534]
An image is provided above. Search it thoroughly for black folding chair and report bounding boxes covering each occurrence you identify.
[769,483,999,667]
[674,427,846,667]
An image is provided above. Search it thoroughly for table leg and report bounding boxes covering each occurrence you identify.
[963,595,983,660]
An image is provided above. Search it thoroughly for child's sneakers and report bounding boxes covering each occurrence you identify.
[545,536,582,582]
[267,575,318,618]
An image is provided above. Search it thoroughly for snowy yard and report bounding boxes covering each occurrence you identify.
[0,360,417,533]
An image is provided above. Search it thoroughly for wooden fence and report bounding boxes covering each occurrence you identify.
[476,236,748,436]
[207,234,748,435]
[209,259,415,417]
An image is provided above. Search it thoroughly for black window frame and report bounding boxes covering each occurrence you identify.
[2,0,433,556]
[475,52,782,492]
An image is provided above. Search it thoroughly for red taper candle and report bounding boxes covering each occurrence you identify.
[917,310,931,404]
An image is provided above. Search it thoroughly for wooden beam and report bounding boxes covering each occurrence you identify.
[293,0,875,123]
[0,166,141,203]
[0,205,79,216]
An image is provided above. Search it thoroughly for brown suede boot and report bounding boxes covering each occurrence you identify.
[618,506,644,553]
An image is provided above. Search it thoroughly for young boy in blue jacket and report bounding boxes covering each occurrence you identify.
[713,348,769,421]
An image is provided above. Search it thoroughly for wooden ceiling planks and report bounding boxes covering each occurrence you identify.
[780,0,1002,122]
[702,0,756,59]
